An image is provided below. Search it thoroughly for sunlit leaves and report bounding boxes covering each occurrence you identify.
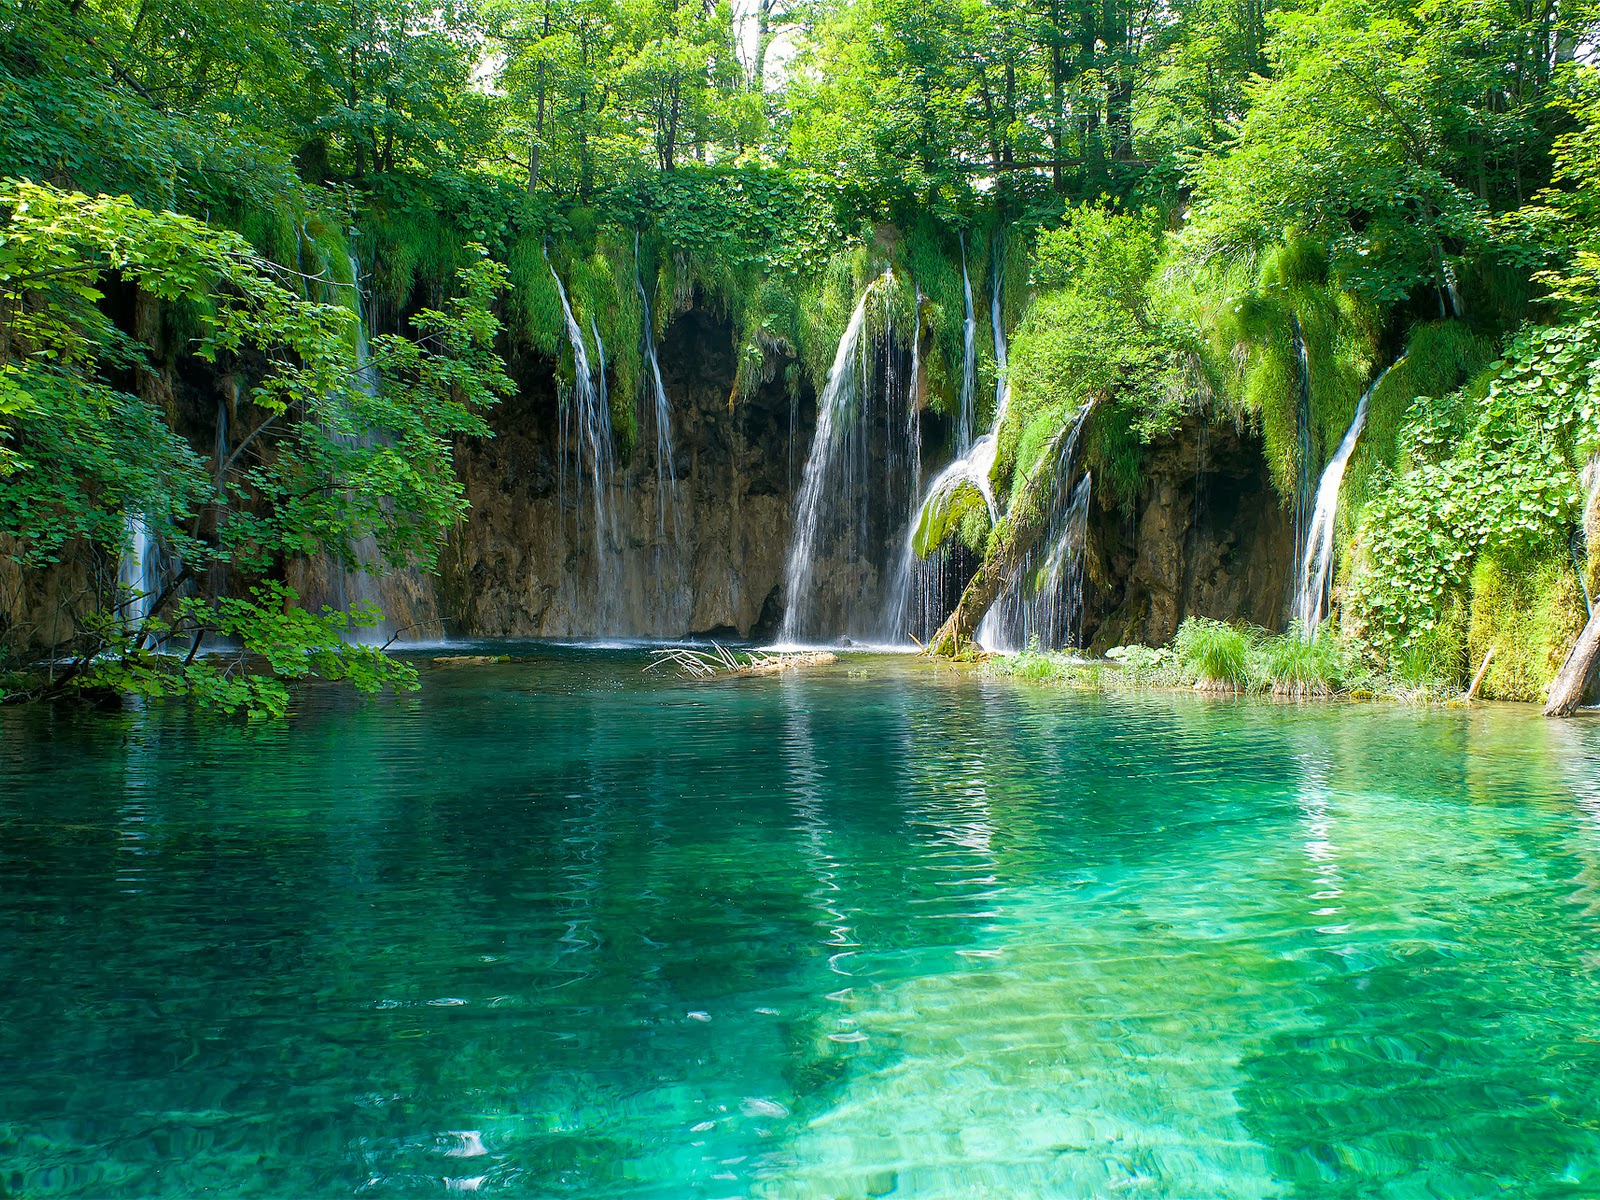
[0,182,510,715]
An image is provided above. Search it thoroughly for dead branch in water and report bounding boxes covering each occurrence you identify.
[645,644,839,679]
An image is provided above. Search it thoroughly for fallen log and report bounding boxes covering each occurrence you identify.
[1464,646,1495,702]
[1544,607,1600,716]
[646,645,838,679]
[1545,456,1600,717]
[928,416,1083,657]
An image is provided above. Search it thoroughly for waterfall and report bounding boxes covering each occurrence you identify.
[978,474,1094,653]
[907,367,1010,530]
[117,514,160,634]
[882,290,925,639]
[919,239,1013,529]
[326,254,395,642]
[590,316,609,425]
[780,270,917,645]
[976,405,1095,653]
[547,251,621,629]
[306,252,443,644]
[1292,366,1392,632]
[990,245,1007,416]
[1288,317,1314,604]
[1443,262,1466,319]
[886,284,1017,644]
[958,236,978,452]
[635,233,678,539]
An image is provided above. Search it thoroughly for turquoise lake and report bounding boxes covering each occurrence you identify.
[4,648,1600,1197]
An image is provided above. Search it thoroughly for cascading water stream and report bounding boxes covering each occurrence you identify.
[979,474,1094,654]
[325,253,400,644]
[1292,366,1392,632]
[635,234,678,539]
[976,404,1095,653]
[547,250,622,629]
[1288,317,1314,602]
[117,514,160,634]
[779,271,917,645]
[958,236,978,452]
[990,246,1007,416]
[882,290,925,640]
[590,316,609,425]
[886,244,1017,645]
[906,366,1011,531]
[779,278,876,643]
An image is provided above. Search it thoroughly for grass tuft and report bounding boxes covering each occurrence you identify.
[1261,626,1345,695]
[1173,618,1255,690]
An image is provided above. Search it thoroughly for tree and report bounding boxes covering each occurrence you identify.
[1190,0,1599,306]
[0,181,511,715]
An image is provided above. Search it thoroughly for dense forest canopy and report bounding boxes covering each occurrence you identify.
[2,0,1599,709]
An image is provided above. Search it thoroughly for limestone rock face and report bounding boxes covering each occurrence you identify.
[440,305,799,640]
[1085,418,1294,651]
[2,303,1304,658]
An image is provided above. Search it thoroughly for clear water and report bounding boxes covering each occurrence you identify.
[5,650,1600,1198]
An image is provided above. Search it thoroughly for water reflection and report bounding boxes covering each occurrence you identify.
[3,657,1600,1197]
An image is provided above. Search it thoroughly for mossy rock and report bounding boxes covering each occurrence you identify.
[1467,555,1588,702]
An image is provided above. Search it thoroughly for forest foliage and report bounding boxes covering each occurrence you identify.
[2,0,1599,706]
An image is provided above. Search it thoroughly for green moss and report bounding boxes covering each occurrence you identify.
[902,223,968,421]
[507,233,566,358]
[1257,236,1328,289]
[1161,233,1379,504]
[1467,554,1587,702]
[959,501,994,554]
[237,205,302,278]
[359,193,469,315]
[1340,320,1496,525]
[912,482,986,557]
[796,252,864,392]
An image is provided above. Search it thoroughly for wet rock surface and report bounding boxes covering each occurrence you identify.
[440,306,802,640]
[1085,417,1294,651]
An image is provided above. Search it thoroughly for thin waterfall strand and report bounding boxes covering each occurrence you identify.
[1288,317,1314,603]
[781,271,915,644]
[635,234,678,538]
[329,252,397,643]
[117,514,158,633]
[958,236,978,452]
[1293,366,1392,631]
[547,249,621,628]
[990,246,1007,416]
[883,289,925,640]
[978,473,1094,653]
[977,404,1095,653]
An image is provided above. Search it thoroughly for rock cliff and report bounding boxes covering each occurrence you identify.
[1084,417,1295,651]
[440,305,799,640]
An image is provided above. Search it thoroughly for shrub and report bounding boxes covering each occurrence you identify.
[1106,643,1173,682]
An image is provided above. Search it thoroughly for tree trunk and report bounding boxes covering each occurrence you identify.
[927,422,1077,657]
[754,1,771,91]
[1548,455,1600,716]
[1544,606,1600,716]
